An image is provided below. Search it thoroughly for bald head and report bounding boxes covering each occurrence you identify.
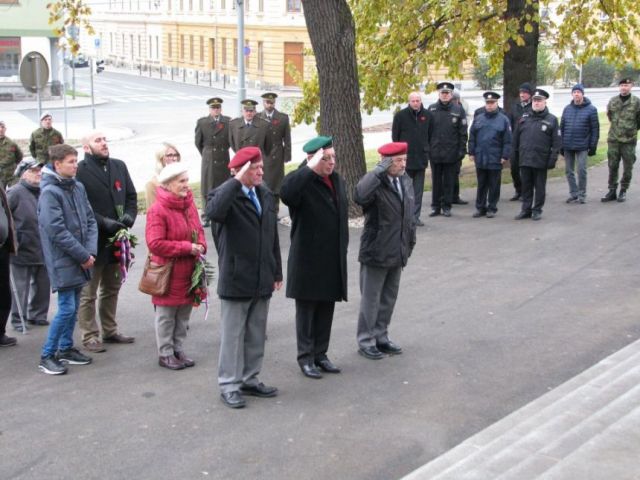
[408,92,422,111]
[82,131,110,159]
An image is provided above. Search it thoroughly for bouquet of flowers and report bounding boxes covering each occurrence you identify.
[108,204,138,284]
[189,231,216,316]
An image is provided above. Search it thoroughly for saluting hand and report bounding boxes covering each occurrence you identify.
[233,160,252,184]
[306,149,324,172]
[373,157,394,175]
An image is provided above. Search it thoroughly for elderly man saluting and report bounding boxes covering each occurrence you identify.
[354,142,416,360]
[207,146,282,409]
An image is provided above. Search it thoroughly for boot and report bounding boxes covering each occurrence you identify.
[601,188,617,202]
[617,189,627,202]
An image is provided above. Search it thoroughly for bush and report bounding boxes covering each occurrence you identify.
[582,57,616,87]
[617,63,640,83]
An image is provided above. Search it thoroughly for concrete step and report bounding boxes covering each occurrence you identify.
[402,340,640,480]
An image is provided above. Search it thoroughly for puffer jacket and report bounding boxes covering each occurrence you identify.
[468,111,512,170]
[146,187,206,306]
[561,97,599,151]
[38,165,98,292]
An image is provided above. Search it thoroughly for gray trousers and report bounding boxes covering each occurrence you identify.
[218,297,270,394]
[77,262,123,344]
[357,264,402,348]
[565,150,588,199]
[10,264,50,326]
[154,304,192,356]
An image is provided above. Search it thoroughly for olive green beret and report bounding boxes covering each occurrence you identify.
[302,136,333,154]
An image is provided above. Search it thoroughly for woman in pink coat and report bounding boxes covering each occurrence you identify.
[145,162,207,370]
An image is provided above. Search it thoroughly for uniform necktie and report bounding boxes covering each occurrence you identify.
[246,122,252,128]
[393,177,402,200]
[248,189,261,216]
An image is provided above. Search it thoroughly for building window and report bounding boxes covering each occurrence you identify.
[138,35,142,59]
[287,0,301,12]
[168,34,172,58]
[179,0,183,10]
[199,0,203,10]
[221,0,225,9]
[130,34,134,59]
[258,0,263,12]
[109,33,114,54]
[221,38,226,66]
[233,39,237,67]
[257,41,263,71]
[155,36,160,59]
[199,36,204,62]
[148,35,152,59]
[189,35,194,61]
[121,34,125,55]
[189,0,192,10]
[167,0,171,11]
[180,34,185,59]
[245,40,250,69]
[0,37,20,77]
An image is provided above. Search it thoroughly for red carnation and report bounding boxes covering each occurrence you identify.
[114,251,121,258]
[420,116,426,122]
[114,180,122,191]
[114,240,121,247]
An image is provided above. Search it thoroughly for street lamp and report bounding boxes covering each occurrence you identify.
[236,0,245,114]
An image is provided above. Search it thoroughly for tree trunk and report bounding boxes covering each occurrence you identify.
[303,0,366,217]
[503,0,539,114]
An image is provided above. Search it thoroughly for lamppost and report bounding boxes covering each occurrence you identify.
[236,0,246,115]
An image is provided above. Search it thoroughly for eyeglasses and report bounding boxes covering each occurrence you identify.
[165,153,180,158]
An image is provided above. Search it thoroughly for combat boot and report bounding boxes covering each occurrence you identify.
[617,189,627,202]
[601,188,617,202]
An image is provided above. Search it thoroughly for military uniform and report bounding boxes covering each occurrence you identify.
[257,109,291,196]
[228,116,271,156]
[605,92,640,195]
[195,114,231,204]
[0,136,23,188]
[29,127,63,163]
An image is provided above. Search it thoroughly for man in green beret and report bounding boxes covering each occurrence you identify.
[0,120,24,188]
[229,99,271,159]
[258,93,291,209]
[195,97,231,226]
[29,112,64,164]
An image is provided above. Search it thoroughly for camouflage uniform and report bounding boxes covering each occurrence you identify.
[28,127,64,164]
[606,94,640,190]
[0,136,24,188]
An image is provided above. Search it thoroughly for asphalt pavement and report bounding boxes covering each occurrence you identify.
[1,144,639,479]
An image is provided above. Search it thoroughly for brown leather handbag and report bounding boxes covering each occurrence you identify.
[138,255,174,296]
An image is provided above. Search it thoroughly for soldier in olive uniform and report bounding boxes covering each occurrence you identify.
[0,120,24,188]
[195,97,231,225]
[29,112,64,164]
[257,92,291,206]
[229,99,271,158]
[601,78,640,203]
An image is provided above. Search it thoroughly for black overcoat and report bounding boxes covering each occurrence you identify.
[391,104,430,171]
[280,164,349,302]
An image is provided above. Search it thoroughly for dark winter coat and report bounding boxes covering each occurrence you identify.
[37,165,98,292]
[560,97,599,151]
[427,101,468,164]
[280,164,349,302]
[146,188,206,306]
[76,152,138,265]
[0,184,17,254]
[258,109,292,194]
[468,111,512,170]
[391,105,430,170]
[195,114,231,195]
[207,178,282,299]
[354,171,416,268]
[7,180,45,265]
[512,108,561,170]
[507,100,532,131]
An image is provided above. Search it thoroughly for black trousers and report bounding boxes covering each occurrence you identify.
[295,299,335,367]
[520,167,548,214]
[431,163,455,210]
[475,169,502,213]
[0,246,11,337]
[510,156,522,194]
[406,168,426,221]
[453,159,462,200]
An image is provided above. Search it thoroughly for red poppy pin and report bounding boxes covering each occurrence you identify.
[10,146,15,152]
[114,180,122,191]
[272,119,280,126]
[420,116,426,122]
[217,123,224,130]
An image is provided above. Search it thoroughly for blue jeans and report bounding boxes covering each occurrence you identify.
[41,287,82,357]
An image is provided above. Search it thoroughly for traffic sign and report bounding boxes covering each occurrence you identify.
[19,52,49,93]
[244,46,251,56]
[94,38,101,48]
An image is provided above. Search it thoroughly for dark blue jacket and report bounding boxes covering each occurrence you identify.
[468,111,512,170]
[560,97,599,151]
[38,165,98,292]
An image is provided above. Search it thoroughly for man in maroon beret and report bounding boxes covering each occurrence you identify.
[206,146,283,409]
[354,142,416,360]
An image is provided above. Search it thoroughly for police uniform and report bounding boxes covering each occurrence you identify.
[229,99,271,157]
[257,93,291,200]
[512,89,561,220]
[0,123,24,188]
[427,82,468,216]
[195,97,231,210]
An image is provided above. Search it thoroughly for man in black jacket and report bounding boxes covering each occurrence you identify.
[507,82,534,201]
[513,89,561,221]
[280,136,349,380]
[76,131,138,353]
[427,82,468,217]
[354,142,415,360]
[207,146,282,409]
[392,92,430,226]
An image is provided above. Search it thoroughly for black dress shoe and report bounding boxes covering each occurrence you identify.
[531,211,542,221]
[509,193,521,201]
[300,364,322,379]
[415,219,425,227]
[377,341,403,355]
[514,211,531,220]
[240,382,278,397]
[428,209,441,217]
[442,208,452,217]
[486,211,496,218]
[315,358,341,373]
[27,319,49,326]
[220,391,246,409]
[472,209,486,218]
[452,198,468,205]
[358,346,384,360]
